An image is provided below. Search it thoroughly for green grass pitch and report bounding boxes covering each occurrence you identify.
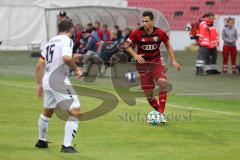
[0,51,240,160]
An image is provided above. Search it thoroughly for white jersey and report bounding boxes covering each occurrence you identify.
[41,35,73,90]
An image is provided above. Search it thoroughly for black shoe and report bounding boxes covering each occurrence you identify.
[61,145,78,153]
[212,69,221,74]
[196,71,199,75]
[35,139,49,148]
[196,67,200,75]
[199,68,204,75]
[206,70,214,75]
[196,67,204,75]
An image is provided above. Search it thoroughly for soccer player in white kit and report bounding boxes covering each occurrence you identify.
[35,19,82,153]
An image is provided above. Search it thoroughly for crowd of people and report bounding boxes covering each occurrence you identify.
[189,12,239,75]
[61,13,132,50]
[57,11,136,75]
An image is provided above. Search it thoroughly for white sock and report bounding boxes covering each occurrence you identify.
[38,114,50,141]
[63,117,79,147]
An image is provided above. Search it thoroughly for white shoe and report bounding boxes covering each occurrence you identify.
[160,114,166,124]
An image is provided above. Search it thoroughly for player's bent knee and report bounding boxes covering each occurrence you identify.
[157,78,167,89]
[69,107,81,117]
[144,90,154,97]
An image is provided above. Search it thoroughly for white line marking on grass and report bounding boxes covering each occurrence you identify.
[137,99,240,116]
[0,83,35,89]
[177,93,240,96]
[1,82,240,117]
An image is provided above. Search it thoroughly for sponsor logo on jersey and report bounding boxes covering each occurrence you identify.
[142,44,158,50]
[153,37,158,42]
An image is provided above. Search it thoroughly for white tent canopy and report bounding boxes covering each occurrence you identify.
[0,0,128,8]
[0,0,169,50]
[46,6,169,40]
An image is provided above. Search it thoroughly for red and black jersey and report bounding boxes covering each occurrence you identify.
[126,27,169,62]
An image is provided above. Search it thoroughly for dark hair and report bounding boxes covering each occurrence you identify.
[114,25,119,29]
[58,19,74,33]
[103,24,108,28]
[95,21,101,25]
[228,17,235,22]
[203,12,214,18]
[87,23,93,27]
[142,11,154,20]
[59,11,67,17]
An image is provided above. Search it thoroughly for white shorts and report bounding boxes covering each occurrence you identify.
[43,89,80,111]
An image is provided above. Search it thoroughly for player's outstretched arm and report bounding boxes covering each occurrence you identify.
[164,41,182,70]
[35,58,45,98]
[63,55,83,78]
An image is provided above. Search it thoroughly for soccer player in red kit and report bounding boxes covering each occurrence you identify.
[125,11,181,123]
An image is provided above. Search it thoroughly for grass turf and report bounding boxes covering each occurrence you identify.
[0,51,239,160]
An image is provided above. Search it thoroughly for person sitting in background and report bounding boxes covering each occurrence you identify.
[122,28,133,62]
[98,31,120,61]
[113,25,123,43]
[92,22,101,42]
[98,24,110,42]
[95,21,101,33]
[82,31,119,62]
[72,24,82,54]
[222,17,238,74]
[85,23,93,33]
[81,28,99,54]
[123,28,132,40]
[81,31,120,76]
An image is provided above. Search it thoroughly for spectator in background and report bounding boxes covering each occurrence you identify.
[222,17,238,74]
[98,24,110,42]
[224,17,229,27]
[204,13,221,75]
[58,11,68,22]
[81,30,120,76]
[82,31,119,61]
[123,28,133,61]
[81,28,99,54]
[86,23,93,33]
[72,24,82,54]
[80,29,91,49]
[196,12,220,75]
[135,22,141,29]
[123,28,132,40]
[95,21,101,32]
[113,25,123,43]
[98,31,120,61]
[94,21,102,40]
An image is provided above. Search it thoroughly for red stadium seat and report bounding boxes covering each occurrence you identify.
[128,0,240,30]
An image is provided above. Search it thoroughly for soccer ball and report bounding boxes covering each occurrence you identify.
[125,71,137,82]
[147,110,161,125]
